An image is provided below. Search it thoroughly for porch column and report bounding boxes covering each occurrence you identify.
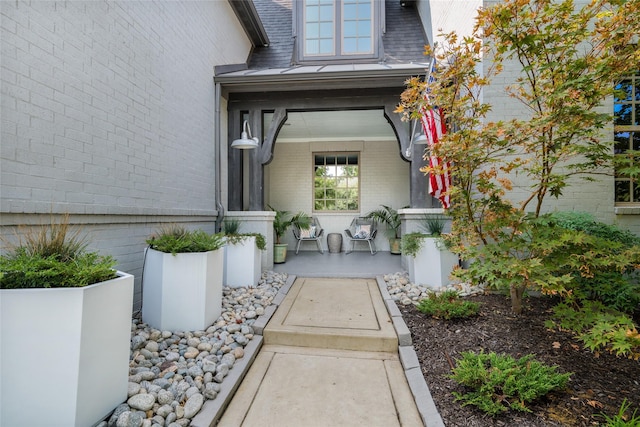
[248,110,264,211]
[228,110,243,211]
[410,142,436,208]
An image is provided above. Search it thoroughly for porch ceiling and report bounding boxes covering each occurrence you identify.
[269,110,399,143]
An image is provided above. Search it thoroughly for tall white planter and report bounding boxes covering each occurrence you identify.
[1,272,134,427]
[408,238,458,289]
[142,248,223,331]
[224,236,262,288]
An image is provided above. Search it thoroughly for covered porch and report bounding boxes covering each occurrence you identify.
[272,250,403,278]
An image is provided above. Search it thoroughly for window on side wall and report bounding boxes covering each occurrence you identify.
[614,72,640,205]
[300,0,378,61]
[313,152,359,212]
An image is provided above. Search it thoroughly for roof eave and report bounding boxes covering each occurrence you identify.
[228,0,270,47]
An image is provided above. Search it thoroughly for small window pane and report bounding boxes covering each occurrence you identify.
[306,40,319,54]
[307,23,319,38]
[343,38,357,53]
[320,22,333,37]
[615,80,633,102]
[344,22,357,37]
[320,4,334,20]
[615,104,632,125]
[358,20,371,36]
[615,180,631,202]
[307,6,319,20]
[319,39,333,54]
[358,3,371,19]
[633,132,640,151]
[344,4,357,19]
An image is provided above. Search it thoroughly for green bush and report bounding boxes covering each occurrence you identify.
[451,351,572,416]
[416,290,480,320]
[547,301,640,359]
[0,214,116,289]
[597,399,640,427]
[547,211,640,248]
[147,225,225,255]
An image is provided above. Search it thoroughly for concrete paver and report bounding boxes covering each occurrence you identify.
[216,277,426,426]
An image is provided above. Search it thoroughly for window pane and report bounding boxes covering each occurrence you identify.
[634,132,640,151]
[307,6,319,21]
[344,4,357,19]
[306,40,319,54]
[615,80,632,102]
[307,23,319,38]
[320,22,333,37]
[343,38,357,53]
[615,180,631,202]
[614,131,630,154]
[358,3,371,19]
[358,20,371,36]
[359,38,371,52]
[320,4,333,20]
[615,104,632,125]
[344,22,357,37]
[319,38,333,54]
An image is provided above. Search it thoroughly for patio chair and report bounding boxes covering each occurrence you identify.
[344,217,378,255]
[292,216,324,254]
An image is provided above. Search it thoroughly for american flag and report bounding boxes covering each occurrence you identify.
[420,61,451,209]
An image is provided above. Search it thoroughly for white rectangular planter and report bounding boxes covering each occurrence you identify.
[224,236,262,288]
[408,238,459,289]
[1,271,134,427]
[142,248,223,331]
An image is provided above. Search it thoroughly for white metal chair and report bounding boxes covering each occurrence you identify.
[344,217,377,255]
[292,216,324,254]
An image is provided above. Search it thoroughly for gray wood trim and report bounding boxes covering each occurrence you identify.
[260,108,287,165]
[384,104,410,161]
[248,111,264,211]
[228,110,243,211]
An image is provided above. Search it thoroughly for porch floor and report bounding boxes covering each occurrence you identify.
[272,250,404,278]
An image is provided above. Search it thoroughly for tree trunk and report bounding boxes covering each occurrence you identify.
[510,283,526,315]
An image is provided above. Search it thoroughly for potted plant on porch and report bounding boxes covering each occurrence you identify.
[401,214,458,288]
[269,206,310,264]
[365,205,405,254]
[142,225,225,331]
[0,214,134,427]
[222,218,266,288]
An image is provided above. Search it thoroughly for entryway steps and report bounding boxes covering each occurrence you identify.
[262,277,398,352]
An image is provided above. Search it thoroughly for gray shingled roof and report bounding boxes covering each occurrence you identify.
[247,0,429,70]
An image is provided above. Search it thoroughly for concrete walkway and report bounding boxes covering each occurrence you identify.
[205,277,444,427]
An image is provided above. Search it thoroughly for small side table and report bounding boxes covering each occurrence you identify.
[327,233,343,253]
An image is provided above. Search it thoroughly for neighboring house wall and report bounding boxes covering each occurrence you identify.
[416,0,481,47]
[266,139,410,251]
[0,1,251,310]
[417,0,639,235]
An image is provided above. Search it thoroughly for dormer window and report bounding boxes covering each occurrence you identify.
[296,0,382,62]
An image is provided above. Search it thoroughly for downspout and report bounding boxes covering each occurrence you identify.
[215,82,225,232]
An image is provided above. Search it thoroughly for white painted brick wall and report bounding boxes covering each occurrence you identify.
[1,1,251,310]
[1,0,250,215]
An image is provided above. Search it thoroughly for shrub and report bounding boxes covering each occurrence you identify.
[0,214,116,289]
[547,301,640,359]
[416,290,480,320]
[597,399,640,427]
[451,351,572,416]
[547,211,640,248]
[147,225,225,255]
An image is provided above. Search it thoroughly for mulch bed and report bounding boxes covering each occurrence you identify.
[400,293,640,426]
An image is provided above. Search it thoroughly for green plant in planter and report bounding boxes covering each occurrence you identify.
[401,232,430,258]
[222,219,267,250]
[366,205,403,239]
[0,214,117,289]
[269,206,310,244]
[146,224,225,255]
[420,214,447,236]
